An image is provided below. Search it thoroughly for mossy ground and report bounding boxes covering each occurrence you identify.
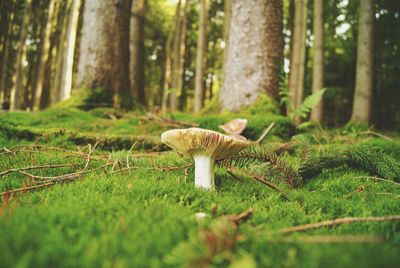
[0,108,399,267]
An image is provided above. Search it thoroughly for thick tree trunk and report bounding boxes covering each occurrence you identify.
[75,0,133,109]
[351,0,374,124]
[130,0,147,107]
[220,0,283,111]
[193,0,208,113]
[310,0,324,123]
[9,0,31,111]
[58,0,81,102]
[32,0,56,111]
[288,0,307,124]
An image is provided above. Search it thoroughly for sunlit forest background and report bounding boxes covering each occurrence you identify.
[0,0,399,128]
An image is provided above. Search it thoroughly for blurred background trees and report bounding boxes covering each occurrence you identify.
[0,0,399,129]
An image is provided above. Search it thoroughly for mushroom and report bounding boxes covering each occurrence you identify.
[218,118,248,135]
[161,128,250,190]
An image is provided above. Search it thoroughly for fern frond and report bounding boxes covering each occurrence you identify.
[293,88,327,118]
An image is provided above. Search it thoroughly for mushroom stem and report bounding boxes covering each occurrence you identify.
[193,155,215,190]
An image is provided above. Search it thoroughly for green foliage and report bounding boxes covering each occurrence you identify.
[280,87,327,121]
[300,144,400,182]
[240,93,280,115]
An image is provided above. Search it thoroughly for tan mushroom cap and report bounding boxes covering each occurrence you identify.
[161,128,250,158]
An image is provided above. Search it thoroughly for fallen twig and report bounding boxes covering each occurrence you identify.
[0,182,55,196]
[359,130,393,141]
[255,122,275,144]
[355,176,400,186]
[280,215,400,234]
[228,167,288,199]
[276,235,384,244]
[374,192,400,199]
[0,163,78,177]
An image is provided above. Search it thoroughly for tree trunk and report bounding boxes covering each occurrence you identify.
[288,0,307,124]
[32,0,56,111]
[169,0,183,112]
[75,0,133,109]
[265,0,283,100]
[194,0,208,113]
[220,0,283,111]
[0,0,16,109]
[310,0,324,123]
[9,0,32,111]
[350,0,374,124]
[176,0,189,109]
[58,0,81,102]
[222,0,231,80]
[162,1,181,113]
[130,0,147,107]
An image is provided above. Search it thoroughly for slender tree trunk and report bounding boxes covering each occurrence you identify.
[0,1,15,109]
[9,0,31,110]
[351,0,374,124]
[58,0,81,102]
[162,1,181,113]
[194,0,208,113]
[222,0,231,79]
[41,0,64,110]
[288,0,307,124]
[130,0,147,107]
[75,0,133,109]
[176,0,189,109]
[220,0,282,111]
[265,0,283,100]
[32,0,56,111]
[310,0,324,123]
[169,1,183,111]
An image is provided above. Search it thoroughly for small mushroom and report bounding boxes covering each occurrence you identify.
[161,128,250,190]
[218,118,248,135]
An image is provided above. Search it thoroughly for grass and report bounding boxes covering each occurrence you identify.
[0,109,399,267]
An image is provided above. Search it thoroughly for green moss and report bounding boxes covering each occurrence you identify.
[240,93,280,115]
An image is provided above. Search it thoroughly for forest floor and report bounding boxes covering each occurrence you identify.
[0,108,399,267]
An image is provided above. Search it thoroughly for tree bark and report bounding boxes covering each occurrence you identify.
[9,0,32,111]
[130,0,147,107]
[0,0,16,109]
[350,0,374,124]
[288,0,307,124]
[75,0,133,109]
[193,0,208,113]
[265,0,284,100]
[169,0,183,112]
[310,0,324,123]
[222,0,231,79]
[220,0,283,111]
[32,0,56,111]
[58,0,81,102]
[176,0,189,109]
[162,1,181,113]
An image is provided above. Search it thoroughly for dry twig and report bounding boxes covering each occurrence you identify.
[280,215,400,234]
[276,235,384,244]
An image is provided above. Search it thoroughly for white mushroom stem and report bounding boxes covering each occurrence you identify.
[193,155,215,190]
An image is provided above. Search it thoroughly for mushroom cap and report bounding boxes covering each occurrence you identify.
[218,118,248,135]
[161,128,250,158]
